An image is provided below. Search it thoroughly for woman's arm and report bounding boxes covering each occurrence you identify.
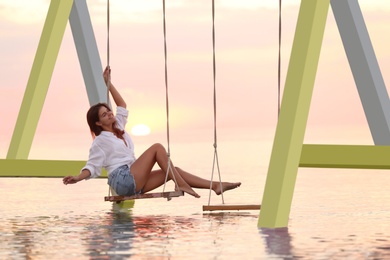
[63,169,91,185]
[103,66,127,108]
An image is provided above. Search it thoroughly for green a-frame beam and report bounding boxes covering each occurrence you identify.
[0,0,108,177]
[1,0,389,227]
[258,0,390,228]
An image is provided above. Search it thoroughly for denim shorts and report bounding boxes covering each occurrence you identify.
[108,165,137,196]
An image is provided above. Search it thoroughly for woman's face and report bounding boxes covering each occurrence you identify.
[96,106,116,129]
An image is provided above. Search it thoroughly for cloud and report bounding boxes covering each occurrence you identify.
[1,0,390,159]
[0,0,49,24]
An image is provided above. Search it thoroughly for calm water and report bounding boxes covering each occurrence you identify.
[1,167,390,259]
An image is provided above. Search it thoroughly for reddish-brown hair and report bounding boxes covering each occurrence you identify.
[86,103,124,140]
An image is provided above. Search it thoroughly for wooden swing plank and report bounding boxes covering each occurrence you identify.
[105,190,184,202]
[203,204,261,211]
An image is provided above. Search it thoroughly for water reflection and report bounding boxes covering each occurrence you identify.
[260,227,294,259]
[9,218,37,259]
[202,211,255,225]
[130,214,200,257]
[86,201,136,258]
[95,201,202,258]
[3,199,390,259]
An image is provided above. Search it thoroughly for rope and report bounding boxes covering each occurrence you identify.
[278,0,282,117]
[207,0,224,206]
[162,0,170,158]
[107,0,111,197]
[161,0,179,193]
[106,0,111,106]
[106,0,177,197]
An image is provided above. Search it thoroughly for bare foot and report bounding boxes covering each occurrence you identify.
[178,185,200,198]
[213,182,241,195]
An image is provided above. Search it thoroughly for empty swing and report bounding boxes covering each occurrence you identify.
[202,0,268,212]
[104,0,183,203]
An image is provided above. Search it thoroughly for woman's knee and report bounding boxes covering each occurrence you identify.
[151,143,166,152]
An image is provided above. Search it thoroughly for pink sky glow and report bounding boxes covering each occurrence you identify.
[1,0,390,161]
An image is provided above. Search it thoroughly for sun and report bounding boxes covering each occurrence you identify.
[131,124,151,136]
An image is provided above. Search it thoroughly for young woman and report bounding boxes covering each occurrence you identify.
[63,67,241,198]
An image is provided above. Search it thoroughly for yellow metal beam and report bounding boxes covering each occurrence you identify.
[0,159,107,178]
[258,0,330,228]
[7,0,75,159]
[300,144,390,169]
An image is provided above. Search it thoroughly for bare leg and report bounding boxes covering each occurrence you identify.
[139,169,169,193]
[140,167,241,196]
[130,143,200,198]
[175,167,241,195]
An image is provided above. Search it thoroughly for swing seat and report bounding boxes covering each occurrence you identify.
[105,190,184,202]
[203,204,261,211]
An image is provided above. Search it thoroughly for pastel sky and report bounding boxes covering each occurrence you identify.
[1,0,390,161]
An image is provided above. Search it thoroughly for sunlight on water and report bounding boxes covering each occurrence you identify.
[1,166,390,259]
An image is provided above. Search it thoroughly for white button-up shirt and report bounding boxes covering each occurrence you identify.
[82,106,136,179]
